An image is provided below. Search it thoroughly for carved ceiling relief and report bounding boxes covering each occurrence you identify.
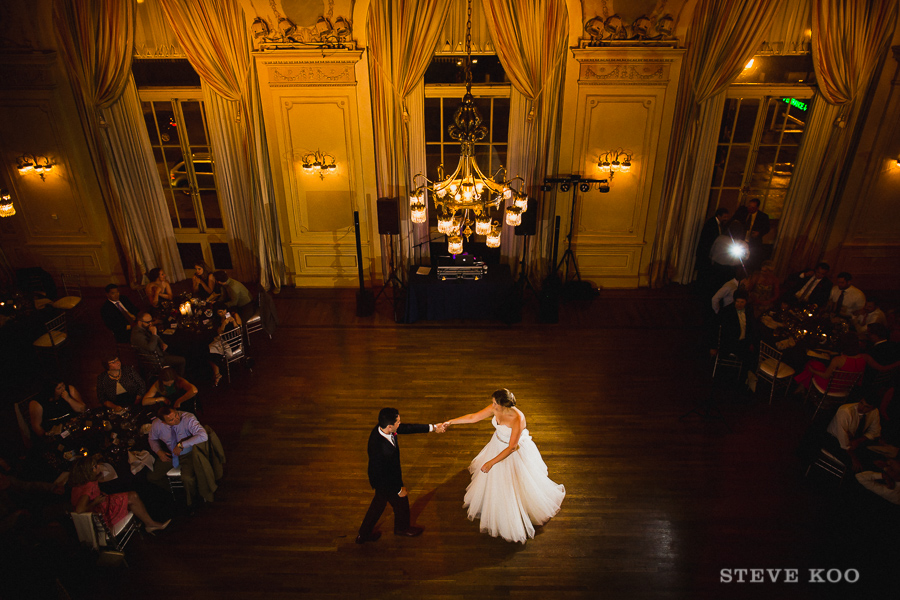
[243,0,355,51]
[581,0,690,47]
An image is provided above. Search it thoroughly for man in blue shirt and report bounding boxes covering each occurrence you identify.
[147,406,208,504]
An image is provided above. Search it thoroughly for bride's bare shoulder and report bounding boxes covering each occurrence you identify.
[513,408,526,428]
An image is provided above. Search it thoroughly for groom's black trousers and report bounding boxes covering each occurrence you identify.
[359,488,410,535]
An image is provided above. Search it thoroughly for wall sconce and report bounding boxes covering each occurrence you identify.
[0,189,14,217]
[597,149,632,182]
[301,150,337,179]
[17,154,53,181]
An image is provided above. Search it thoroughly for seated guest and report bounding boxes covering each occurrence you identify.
[213,270,253,322]
[28,380,85,438]
[70,455,169,533]
[97,355,146,412]
[714,289,757,369]
[147,406,224,507]
[207,302,243,387]
[142,367,198,412]
[854,299,887,335]
[130,311,186,376]
[862,323,900,387]
[824,394,880,473]
[856,459,900,505]
[711,275,741,315]
[100,284,138,343]
[783,262,832,307]
[192,261,218,301]
[145,267,173,308]
[824,271,865,319]
[744,260,780,318]
[793,333,867,395]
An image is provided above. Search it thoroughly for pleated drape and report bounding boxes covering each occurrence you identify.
[158,0,284,291]
[480,0,568,275]
[54,0,183,284]
[649,0,778,287]
[772,0,898,273]
[100,76,183,281]
[367,0,453,279]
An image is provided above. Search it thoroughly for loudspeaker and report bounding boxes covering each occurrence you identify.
[515,199,538,236]
[376,197,400,235]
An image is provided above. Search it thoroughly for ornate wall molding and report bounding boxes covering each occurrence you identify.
[573,49,683,86]
[257,50,363,87]
[0,52,57,90]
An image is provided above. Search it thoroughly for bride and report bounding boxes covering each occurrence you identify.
[444,389,565,543]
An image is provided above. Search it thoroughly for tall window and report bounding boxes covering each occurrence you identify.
[142,98,222,231]
[709,93,811,232]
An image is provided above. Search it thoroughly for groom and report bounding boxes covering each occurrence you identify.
[356,407,446,544]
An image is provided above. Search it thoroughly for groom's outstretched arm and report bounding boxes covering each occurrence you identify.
[396,423,440,435]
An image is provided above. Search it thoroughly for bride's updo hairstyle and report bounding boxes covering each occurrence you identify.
[492,388,516,408]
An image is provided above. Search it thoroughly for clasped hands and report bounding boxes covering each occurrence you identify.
[434,422,450,434]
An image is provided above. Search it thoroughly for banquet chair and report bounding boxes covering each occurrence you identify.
[13,394,37,449]
[70,510,139,556]
[712,326,743,380]
[220,326,250,384]
[755,342,795,404]
[804,447,849,484]
[32,312,67,369]
[807,369,863,419]
[243,291,274,348]
[166,466,185,504]
[136,350,164,380]
[52,272,84,316]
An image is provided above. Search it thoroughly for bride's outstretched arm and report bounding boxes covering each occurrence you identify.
[444,404,494,427]
[481,417,524,473]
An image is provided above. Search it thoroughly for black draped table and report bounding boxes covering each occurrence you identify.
[404,264,515,323]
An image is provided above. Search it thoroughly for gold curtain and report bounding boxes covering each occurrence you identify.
[480,0,568,275]
[772,0,898,273]
[53,0,137,283]
[649,0,778,287]
[158,0,283,291]
[367,0,453,278]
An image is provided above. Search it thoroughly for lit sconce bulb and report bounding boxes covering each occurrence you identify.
[486,227,501,248]
[620,158,631,173]
[610,159,620,172]
[475,215,492,235]
[448,236,463,254]
[410,202,427,224]
[505,205,522,226]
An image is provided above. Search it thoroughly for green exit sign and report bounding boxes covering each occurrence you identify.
[781,97,808,111]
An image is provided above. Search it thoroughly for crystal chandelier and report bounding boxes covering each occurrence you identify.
[409,0,527,254]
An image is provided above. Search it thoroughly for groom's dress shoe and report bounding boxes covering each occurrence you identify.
[394,526,424,537]
[355,532,381,544]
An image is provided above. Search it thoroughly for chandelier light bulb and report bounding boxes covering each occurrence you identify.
[515,194,528,211]
[448,236,463,254]
[410,202,427,224]
[475,215,492,235]
[486,227,501,248]
[438,214,454,235]
[505,205,523,226]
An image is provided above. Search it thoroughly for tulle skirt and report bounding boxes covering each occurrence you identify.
[463,430,565,543]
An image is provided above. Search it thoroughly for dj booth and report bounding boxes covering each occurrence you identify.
[404,262,515,323]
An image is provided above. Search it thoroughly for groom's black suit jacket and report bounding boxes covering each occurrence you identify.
[367,423,430,495]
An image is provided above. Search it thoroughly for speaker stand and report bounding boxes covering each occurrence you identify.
[375,233,405,304]
[516,234,537,300]
[556,184,581,281]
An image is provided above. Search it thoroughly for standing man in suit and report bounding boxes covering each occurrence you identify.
[713,289,757,372]
[100,284,138,343]
[732,198,770,274]
[696,208,730,298]
[357,408,447,544]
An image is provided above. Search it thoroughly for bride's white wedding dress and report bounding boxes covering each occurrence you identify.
[464,416,565,543]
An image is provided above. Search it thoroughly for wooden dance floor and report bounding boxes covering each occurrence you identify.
[7,286,897,599]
